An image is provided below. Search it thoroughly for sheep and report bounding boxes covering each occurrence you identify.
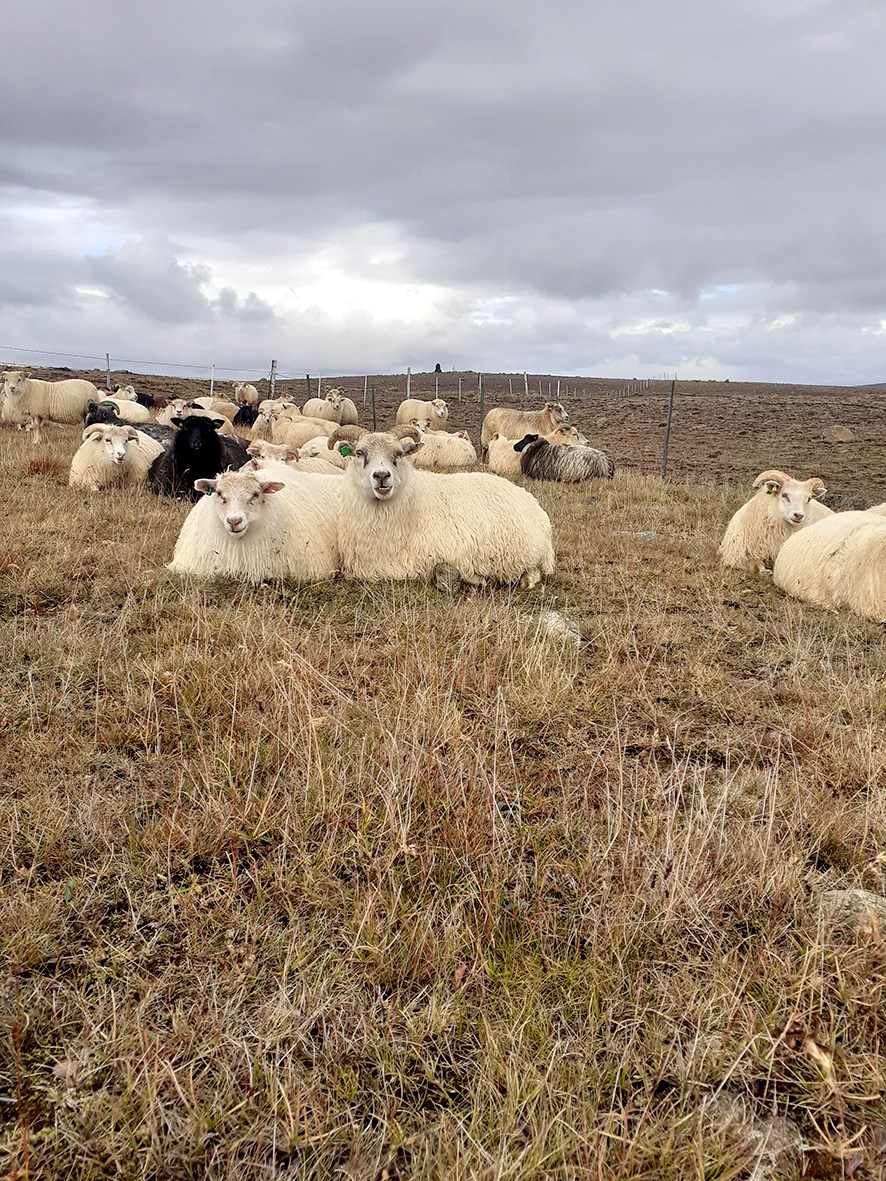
[2,371,101,442]
[719,469,833,574]
[156,399,191,426]
[335,430,554,589]
[232,403,259,430]
[112,384,138,401]
[146,414,250,501]
[0,373,30,429]
[486,433,524,481]
[866,502,886,516]
[98,396,153,424]
[302,390,343,423]
[231,382,260,407]
[514,434,615,482]
[480,402,569,451]
[272,416,338,450]
[69,424,165,491]
[246,438,344,475]
[115,383,156,410]
[190,397,240,421]
[773,511,886,622]
[84,401,175,446]
[167,467,340,583]
[183,405,238,437]
[408,429,477,471]
[395,397,449,431]
[319,386,359,426]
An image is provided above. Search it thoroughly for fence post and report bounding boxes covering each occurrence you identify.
[371,382,377,431]
[406,367,411,399]
[523,372,529,398]
[269,359,277,399]
[105,353,113,391]
[508,377,513,396]
[362,375,368,406]
[478,372,484,425]
[209,364,215,399]
[458,375,462,403]
[305,375,311,403]
[660,379,676,479]
[537,378,542,398]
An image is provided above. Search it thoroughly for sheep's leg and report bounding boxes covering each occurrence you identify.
[519,567,543,590]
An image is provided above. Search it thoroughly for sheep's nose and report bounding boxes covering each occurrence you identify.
[373,470,391,486]
[791,512,804,523]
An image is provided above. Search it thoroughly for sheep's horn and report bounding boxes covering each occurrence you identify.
[752,469,792,489]
[327,425,366,448]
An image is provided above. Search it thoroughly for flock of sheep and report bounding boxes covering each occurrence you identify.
[2,367,885,623]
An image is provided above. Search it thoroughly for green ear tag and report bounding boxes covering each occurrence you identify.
[340,444,352,457]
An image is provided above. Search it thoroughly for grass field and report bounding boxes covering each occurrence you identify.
[1,388,885,1180]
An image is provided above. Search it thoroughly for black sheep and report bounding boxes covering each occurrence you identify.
[232,403,259,429]
[146,415,250,501]
[83,401,175,446]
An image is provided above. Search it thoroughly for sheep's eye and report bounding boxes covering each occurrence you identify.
[218,494,227,504]
[354,449,365,459]
[249,492,259,502]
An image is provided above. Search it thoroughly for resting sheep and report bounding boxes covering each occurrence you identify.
[395,397,449,431]
[335,430,554,589]
[84,401,174,446]
[515,434,615,481]
[773,511,886,622]
[719,469,832,574]
[247,439,344,475]
[98,396,153,424]
[272,415,338,449]
[147,415,250,501]
[486,433,524,480]
[480,402,569,451]
[69,424,165,491]
[408,429,477,471]
[2,371,101,442]
[167,467,340,583]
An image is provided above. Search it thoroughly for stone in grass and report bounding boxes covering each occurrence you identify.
[822,425,856,443]
[819,888,886,938]
[701,1093,804,1181]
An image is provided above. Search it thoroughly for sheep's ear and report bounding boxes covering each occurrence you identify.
[334,440,354,456]
[212,418,225,429]
[810,479,828,498]
[194,478,216,494]
[283,449,299,462]
[400,437,424,456]
[126,429,139,442]
[514,434,539,452]
[259,480,285,494]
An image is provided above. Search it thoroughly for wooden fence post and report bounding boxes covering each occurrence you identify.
[660,379,676,478]
[269,360,277,399]
[105,353,113,391]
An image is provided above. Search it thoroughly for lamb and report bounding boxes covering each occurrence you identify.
[719,469,833,573]
[84,401,175,446]
[514,434,615,481]
[231,382,260,407]
[146,414,250,501]
[773,511,886,622]
[2,371,101,442]
[395,397,449,431]
[335,430,554,589]
[480,402,569,451]
[167,467,340,583]
[98,396,153,424]
[69,424,165,491]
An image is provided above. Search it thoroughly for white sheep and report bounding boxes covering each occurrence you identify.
[486,433,524,480]
[167,467,340,583]
[98,397,153,424]
[0,372,30,429]
[69,424,165,491]
[408,429,477,471]
[866,502,886,516]
[190,396,239,420]
[246,439,344,475]
[302,392,342,422]
[395,397,449,431]
[272,415,338,449]
[335,430,554,588]
[773,511,886,622]
[719,469,833,573]
[232,382,260,407]
[2,371,101,442]
[480,402,569,450]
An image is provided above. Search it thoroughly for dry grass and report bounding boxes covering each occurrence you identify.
[1,420,885,1180]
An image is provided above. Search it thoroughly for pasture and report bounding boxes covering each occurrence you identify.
[1,372,885,1179]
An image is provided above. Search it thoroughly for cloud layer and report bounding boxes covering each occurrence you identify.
[2,0,885,382]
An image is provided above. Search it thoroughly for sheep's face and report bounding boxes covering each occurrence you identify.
[324,389,343,408]
[247,440,293,462]
[759,476,827,527]
[349,433,421,501]
[3,373,25,398]
[84,425,137,464]
[409,418,431,433]
[431,399,448,420]
[194,472,285,536]
[546,402,570,426]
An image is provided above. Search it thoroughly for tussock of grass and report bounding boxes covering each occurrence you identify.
[1,423,885,1179]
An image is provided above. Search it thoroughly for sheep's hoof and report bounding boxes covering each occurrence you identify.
[434,563,463,594]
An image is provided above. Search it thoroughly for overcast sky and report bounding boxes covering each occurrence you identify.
[2,0,884,384]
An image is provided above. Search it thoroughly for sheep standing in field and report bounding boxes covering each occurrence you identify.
[719,469,833,573]
[335,430,554,588]
[231,382,260,407]
[515,434,615,481]
[69,424,165,491]
[167,467,340,583]
[2,371,101,442]
[773,511,886,622]
[395,397,449,431]
[147,415,250,501]
[480,402,569,452]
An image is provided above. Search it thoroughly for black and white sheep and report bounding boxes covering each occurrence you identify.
[514,434,615,481]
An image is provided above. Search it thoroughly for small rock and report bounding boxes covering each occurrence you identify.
[536,609,583,647]
[819,888,886,938]
[701,1094,803,1180]
[823,425,856,443]
[433,563,462,594]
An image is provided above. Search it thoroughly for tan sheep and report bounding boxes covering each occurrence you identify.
[719,469,832,573]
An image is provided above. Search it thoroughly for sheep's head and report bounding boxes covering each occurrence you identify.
[193,470,285,536]
[323,388,343,407]
[83,423,139,464]
[115,385,137,401]
[340,431,421,500]
[406,418,431,433]
[3,372,25,397]
[753,469,828,527]
[430,398,448,420]
[545,402,570,426]
[247,440,297,463]
[548,424,587,446]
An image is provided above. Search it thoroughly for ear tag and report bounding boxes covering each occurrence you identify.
[766,486,773,494]
[340,444,352,457]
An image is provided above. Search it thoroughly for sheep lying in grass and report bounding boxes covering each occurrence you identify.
[190,397,240,421]
[407,428,477,471]
[486,433,524,480]
[2,371,101,442]
[99,397,153,424]
[515,433,615,481]
[395,397,449,431]
[480,402,568,451]
[247,438,343,474]
[84,401,174,446]
[719,469,833,573]
[167,467,340,583]
[69,424,165,491]
[335,430,554,588]
[147,415,250,501]
[273,415,338,449]
[773,511,886,622]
